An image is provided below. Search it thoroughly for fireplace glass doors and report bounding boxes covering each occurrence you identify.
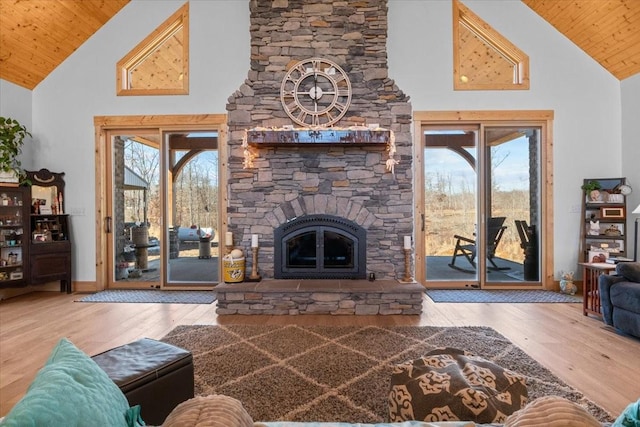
[274,215,366,279]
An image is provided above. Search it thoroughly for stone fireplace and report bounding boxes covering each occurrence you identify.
[225,0,413,278]
[216,0,422,314]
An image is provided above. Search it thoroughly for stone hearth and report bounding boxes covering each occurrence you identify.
[215,280,424,315]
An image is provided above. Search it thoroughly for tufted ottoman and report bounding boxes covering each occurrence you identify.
[92,338,194,425]
[389,347,528,424]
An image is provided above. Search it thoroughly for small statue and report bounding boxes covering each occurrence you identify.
[588,220,600,235]
[559,271,577,295]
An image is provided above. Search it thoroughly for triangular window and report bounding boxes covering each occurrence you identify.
[117,3,189,95]
[453,0,529,90]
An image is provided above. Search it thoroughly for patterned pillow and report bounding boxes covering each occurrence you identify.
[389,347,528,424]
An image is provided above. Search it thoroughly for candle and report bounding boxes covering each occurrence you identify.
[225,231,233,246]
[403,236,411,250]
[251,234,259,248]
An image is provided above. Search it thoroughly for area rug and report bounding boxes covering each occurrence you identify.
[425,289,582,303]
[160,325,612,424]
[76,290,216,304]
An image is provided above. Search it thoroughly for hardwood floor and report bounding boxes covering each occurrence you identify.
[1,291,639,419]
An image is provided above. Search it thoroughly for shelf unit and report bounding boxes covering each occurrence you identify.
[0,186,29,287]
[27,169,72,293]
[580,177,628,263]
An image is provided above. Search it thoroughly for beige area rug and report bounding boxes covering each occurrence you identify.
[161,325,613,424]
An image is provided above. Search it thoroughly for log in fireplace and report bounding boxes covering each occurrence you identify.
[274,215,367,279]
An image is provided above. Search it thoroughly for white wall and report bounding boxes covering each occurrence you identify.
[20,0,627,282]
[389,0,622,276]
[621,73,640,260]
[30,0,250,282]
[0,80,34,170]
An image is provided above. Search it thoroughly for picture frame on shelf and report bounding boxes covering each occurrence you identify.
[601,206,625,219]
[588,250,609,263]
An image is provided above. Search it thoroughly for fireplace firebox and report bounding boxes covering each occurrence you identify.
[274,215,366,279]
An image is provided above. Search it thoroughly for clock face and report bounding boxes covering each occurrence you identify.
[280,58,352,127]
[620,184,632,195]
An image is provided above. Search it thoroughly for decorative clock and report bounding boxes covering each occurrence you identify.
[619,184,632,196]
[280,57,352,127]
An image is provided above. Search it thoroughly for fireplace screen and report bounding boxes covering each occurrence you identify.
[275,215,366,279]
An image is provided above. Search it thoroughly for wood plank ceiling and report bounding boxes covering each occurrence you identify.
[0,0,129,90]
[523,0,640,80]
[0,0,639,90]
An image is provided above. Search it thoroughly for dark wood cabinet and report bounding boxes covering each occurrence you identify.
[30,240,71,292]
[0,185,29,288]
[27,169,72,293]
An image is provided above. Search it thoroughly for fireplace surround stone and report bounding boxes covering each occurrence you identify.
[225,0,414,284]
[215,280,424,315]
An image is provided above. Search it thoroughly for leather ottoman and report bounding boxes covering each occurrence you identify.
[92,338,194,425]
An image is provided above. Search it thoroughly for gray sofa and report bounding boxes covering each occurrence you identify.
[599,261,640,339]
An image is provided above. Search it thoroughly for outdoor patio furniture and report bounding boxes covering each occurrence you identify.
[448,216,508,273]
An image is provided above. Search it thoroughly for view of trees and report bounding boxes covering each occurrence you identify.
[424,139,534,264]
[123,139,219,241]
[424,175,530,263]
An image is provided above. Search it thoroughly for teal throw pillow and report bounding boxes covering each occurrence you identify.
[1,338,142,427]
[613,398,640,427]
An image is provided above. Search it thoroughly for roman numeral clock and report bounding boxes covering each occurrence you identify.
[280,58,352,127]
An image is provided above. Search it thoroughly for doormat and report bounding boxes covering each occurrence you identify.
[76,290,216,304]
[425,289,581,303]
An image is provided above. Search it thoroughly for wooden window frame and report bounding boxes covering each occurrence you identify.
[453,0,530,91]
[116,3,189,96]
[413,110,553,288]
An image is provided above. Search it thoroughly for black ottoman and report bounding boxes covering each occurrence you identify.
[92,338,194,425]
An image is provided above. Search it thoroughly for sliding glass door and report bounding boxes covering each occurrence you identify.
[423,126,479,286]
[421,122,543,288]
[103,127,221,289]
[108,132,161,289]
[165,131,220,284]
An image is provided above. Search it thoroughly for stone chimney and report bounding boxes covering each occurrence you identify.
[226,0,413,281]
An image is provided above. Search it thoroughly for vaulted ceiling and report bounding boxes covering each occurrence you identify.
[1,0,639,90]
[0,0,129,90]
[523,0,640,80]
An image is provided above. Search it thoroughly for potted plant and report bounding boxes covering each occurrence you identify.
[0,117,31,183]
[581,180,602,202]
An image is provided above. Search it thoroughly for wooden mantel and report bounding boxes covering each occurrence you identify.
[245,128,391,146]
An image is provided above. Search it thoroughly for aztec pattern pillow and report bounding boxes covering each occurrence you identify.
[389,347,528,424]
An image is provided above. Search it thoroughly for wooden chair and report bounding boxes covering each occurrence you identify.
[448,216,508,273]
[515,220,530,251]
